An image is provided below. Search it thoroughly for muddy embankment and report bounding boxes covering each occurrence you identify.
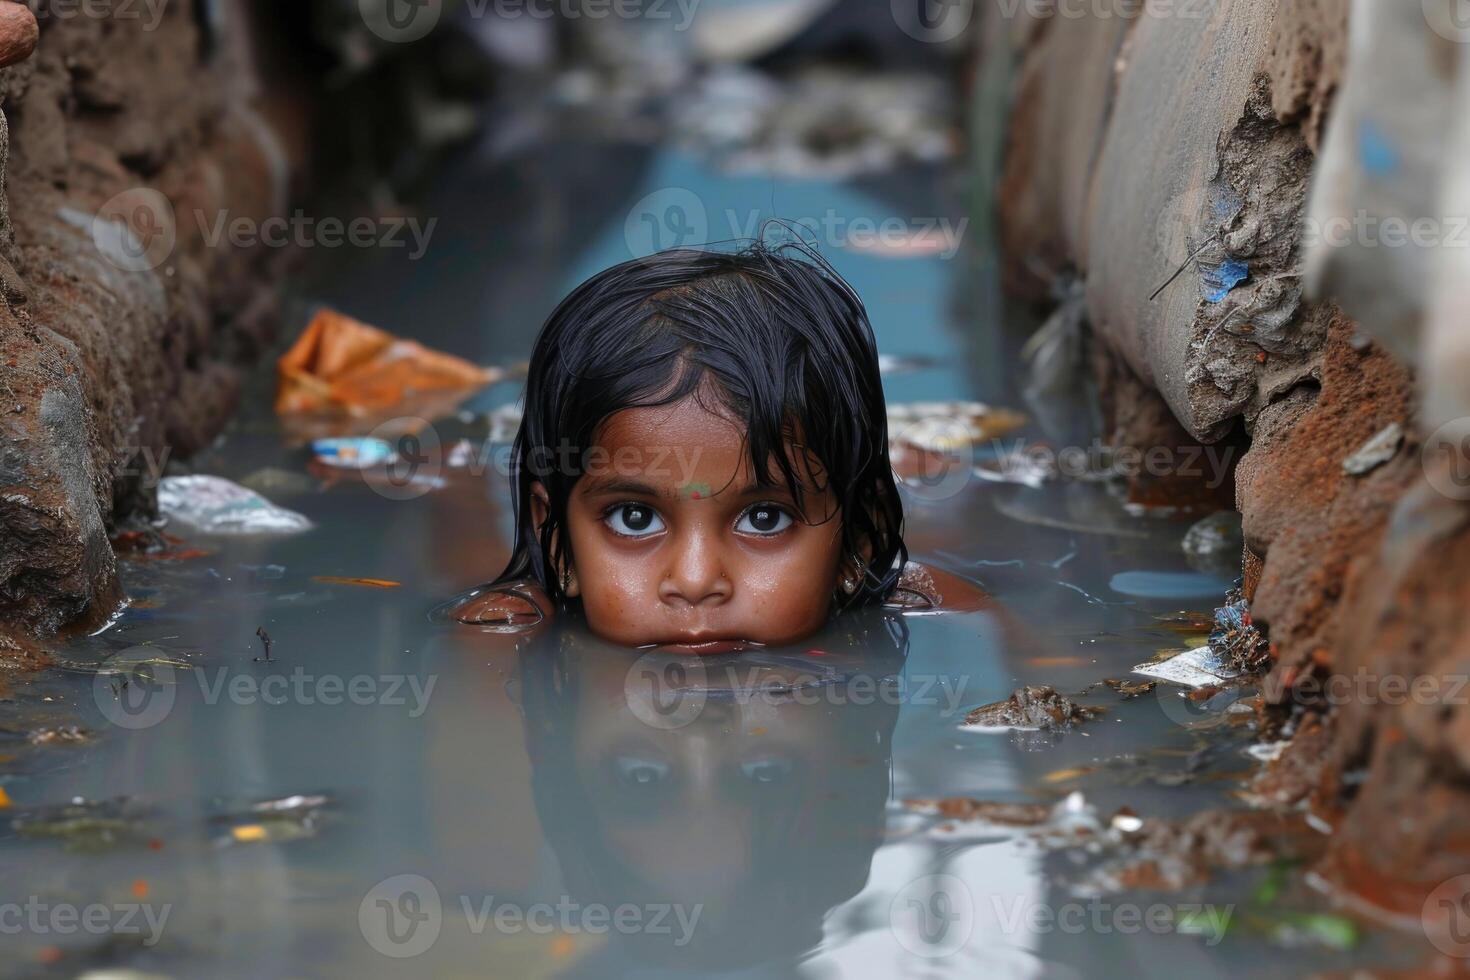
[988,0,1470,936]
[0,0,307,661]
[0,1,477,660]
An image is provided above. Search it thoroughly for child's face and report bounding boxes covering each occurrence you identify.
[554,393,846,652]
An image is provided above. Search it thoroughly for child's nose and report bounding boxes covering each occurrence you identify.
[658,530,733,607]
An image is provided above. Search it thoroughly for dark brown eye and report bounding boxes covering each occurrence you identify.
[737,505,793,536]
[605,504,664,538]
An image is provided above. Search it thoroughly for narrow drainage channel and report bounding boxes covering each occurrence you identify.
[0,54,1399,980]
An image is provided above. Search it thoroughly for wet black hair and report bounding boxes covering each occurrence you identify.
[494,239,907,611]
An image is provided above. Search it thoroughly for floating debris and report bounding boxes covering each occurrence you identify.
[1341,422,1404,476]
[1103,678,1158,699]
[1133,646,1244,689]
[254,626,274,663]
[27,725,89,746]
[445,439,478,469]
[1247,740,1289,763]
[1136,588,1269,685]
[213,793,331,847]
[276,308,499,437]
[888,401,1028,453]
[158,475,313,536]
[904,797,1051,827]
[486,404,524,444]
[240,466,320,498]
[12,797,153,852]
[672,66,956,179]
[1182,510,1244,566]
[962,686,1102,732]
[311,437,398,469]
[311,576,402,589]
[1209,587,1270,673]
[1261,911,1360,952]
[1071,808,1314,895]
[974,449,1056,489]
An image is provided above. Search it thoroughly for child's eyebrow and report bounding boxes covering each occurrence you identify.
[578,477,669,498]
[578,476,800,501]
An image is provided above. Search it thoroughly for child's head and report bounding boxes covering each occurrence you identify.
[499,241,905,651]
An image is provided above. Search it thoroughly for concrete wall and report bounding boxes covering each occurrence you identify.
[991,0,1470,919]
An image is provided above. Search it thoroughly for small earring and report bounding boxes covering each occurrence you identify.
[842,576,858,595]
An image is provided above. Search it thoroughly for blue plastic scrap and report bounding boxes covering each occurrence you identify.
[1357,120,1400,179]
[1199,258,1250,303]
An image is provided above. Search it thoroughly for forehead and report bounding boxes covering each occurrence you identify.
[590,395,750,486]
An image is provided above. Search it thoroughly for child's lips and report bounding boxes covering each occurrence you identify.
[647,637,763,656]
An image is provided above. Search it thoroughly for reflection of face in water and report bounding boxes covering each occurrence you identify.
[516,611,907,971]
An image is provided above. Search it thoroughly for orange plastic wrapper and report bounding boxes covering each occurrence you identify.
[276,308,502,441]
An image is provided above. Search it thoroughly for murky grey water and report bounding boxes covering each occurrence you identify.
[1,103,1390,977]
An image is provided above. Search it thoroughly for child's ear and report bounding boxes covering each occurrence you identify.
[531,482,551,531]
[840,536,875,594]
[531,482,580,597]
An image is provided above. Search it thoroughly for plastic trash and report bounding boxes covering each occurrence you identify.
[311,437,397,469]
[157,476,313,536]
[275,308,503,440]
[1341,422,1404,476]
[1133,646,1244,689]
[887,401,1027,453]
